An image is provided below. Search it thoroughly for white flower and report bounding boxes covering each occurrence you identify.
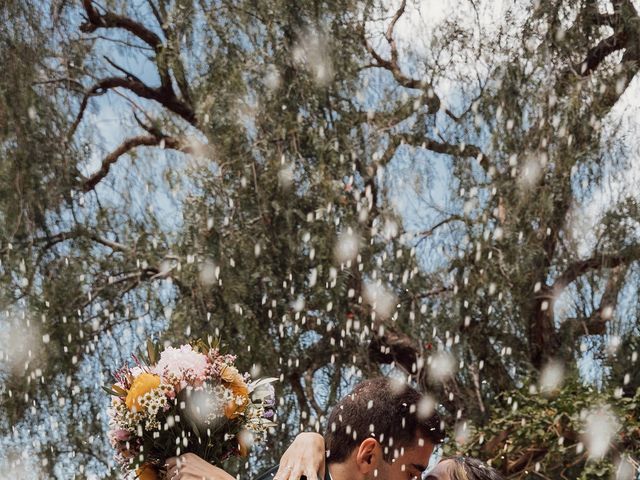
[152,345,209,380]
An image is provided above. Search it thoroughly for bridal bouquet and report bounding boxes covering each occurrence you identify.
[105,338,276,479]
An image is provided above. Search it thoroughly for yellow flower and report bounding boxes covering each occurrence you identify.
[125,373,160,412]
[136,463,158,480]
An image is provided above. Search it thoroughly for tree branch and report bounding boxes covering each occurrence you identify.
[68,76,196,140]
[560,264,629,337]
[80,0,163,51]
[561,313,609,336]
[103,56,144,84]
[572,0,639,76]
[552,244,640,294]
[82,135,158,192]
[24,228,131,255]
[386,0,407,65]
[416,215,466,244]
[469,362,486,415]
[303,370,324,420]
[577,30,628,76]
[79,0,176,99]
[289,373,312,429]
[368,324,420,375]
[82,134,191,192]
[415,285,453,298]
[360,12,441,114]
[76,265,186,313]
[145,0,193,106]
[79,34,155,51]
[393,131,488,164]
[145,0,167,36]
[529,246,639,368]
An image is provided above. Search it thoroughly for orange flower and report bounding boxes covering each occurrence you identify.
[220,365,241,383]
[230,377,249,397]
[224,385,249,418]
[221,367,248,392]
[221,365,250,418]
[136,464,158,480]
[226,383,249,419]
[224,396,248,419]
[125,373,160,412]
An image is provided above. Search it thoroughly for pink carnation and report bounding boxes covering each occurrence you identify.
[112,429,130,442]
[152,344,209,381]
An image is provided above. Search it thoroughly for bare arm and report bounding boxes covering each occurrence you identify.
[165,453,236,480]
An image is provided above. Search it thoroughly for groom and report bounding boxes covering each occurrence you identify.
[257,376,444,480]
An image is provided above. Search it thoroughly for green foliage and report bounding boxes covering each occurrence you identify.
[446,381,640,479]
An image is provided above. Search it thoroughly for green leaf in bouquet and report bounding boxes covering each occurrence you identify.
[208,336,220,350]
[102,385,126,397]
[112,384,128,395]
[194,338,210,354]
[146,339,158,365]
[185,411,202,440]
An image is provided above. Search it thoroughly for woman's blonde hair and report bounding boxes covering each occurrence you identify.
[447,456,504,480]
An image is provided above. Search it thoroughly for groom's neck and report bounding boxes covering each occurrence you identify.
[327,461,361,480]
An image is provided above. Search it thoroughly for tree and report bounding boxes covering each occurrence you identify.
[1,0,639,478]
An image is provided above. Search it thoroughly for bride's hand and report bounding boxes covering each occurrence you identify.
[274,432,325,480]
[165,453,235,480]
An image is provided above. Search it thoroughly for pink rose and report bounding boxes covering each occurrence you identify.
[110,429,130,443]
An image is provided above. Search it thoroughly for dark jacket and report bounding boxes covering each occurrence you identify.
[254,465,330,480]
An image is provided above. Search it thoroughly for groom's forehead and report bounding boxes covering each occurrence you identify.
[389,432,434,456]
[388,440,434,475]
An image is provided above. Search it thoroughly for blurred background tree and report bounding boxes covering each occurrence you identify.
[1,0,639,478]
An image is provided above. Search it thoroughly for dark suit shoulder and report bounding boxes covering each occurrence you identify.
[254,465,279,480]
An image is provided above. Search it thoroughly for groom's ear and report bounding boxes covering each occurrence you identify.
[355,437,381,474]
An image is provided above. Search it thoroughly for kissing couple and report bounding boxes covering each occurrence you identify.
[164,377,504,480]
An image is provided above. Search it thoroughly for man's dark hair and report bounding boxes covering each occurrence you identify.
[324,376,444,464]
